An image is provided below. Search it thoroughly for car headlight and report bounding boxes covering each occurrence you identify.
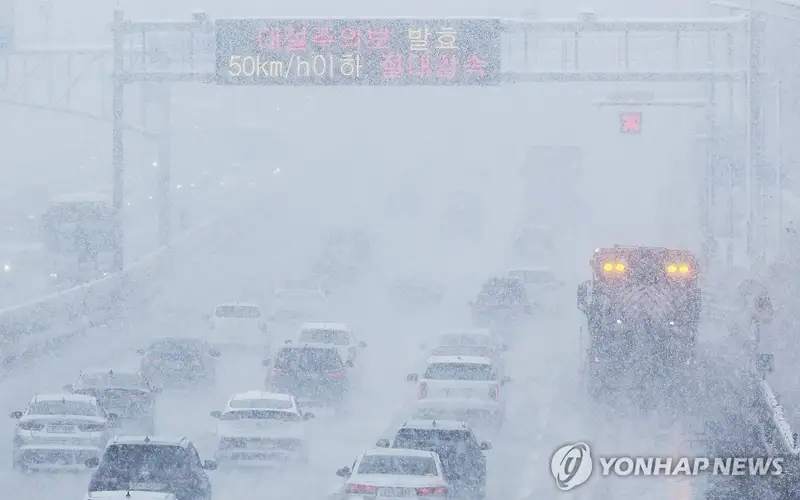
[3,263,10,272]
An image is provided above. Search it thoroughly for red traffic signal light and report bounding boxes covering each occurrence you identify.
[620,111,642,134]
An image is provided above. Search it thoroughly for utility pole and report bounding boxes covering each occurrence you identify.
[747,8,767,269]
[111,8,125,271]
[157,84,171,246]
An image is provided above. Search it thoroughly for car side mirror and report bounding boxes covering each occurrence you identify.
[209,410,222,419]
[757,353,775,376]
[85,457,100,468]
[261,359,271,367]
[479,441,492,451]
[358,341,367,348]
[303,413,315,420]
[9,411,22,419]
[284,340,293,344]
[202,460,217,470]
[407,373,418,382]
[106,413,119,426]
[260,324,269,333]
[136,349,145,355]
[376,438,390,448]
[209,349,222,358]
[501,376,512,385]
[62,384,74,393]
[336,466,351,477]
[345,360,354,368]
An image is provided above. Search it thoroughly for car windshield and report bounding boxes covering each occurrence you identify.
[393,429,474,452]
[78,372,145,390]
[431,346,494,358]
[476,280,526,307]
[229,399,294,410]
[357,455,438,476]
[149,340,203,360]
[298,329,350,345]
[221,410,301,421]
[90,444,192,490]
[28,400,98,416]
[439,334,492,347]
[274,347,343,372]
[214,305,261,319]
[423,363,497,381]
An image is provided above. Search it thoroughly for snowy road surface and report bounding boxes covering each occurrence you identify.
[0,183,769,500]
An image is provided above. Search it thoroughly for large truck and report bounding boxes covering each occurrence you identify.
[40,193,119,285]
[576,245,701,392]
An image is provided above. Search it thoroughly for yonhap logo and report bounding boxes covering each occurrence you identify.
[551,442,593,490]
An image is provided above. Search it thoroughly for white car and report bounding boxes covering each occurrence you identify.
[331,448,449,499]
[423,329,507,364]
[85,493,176,500]
[290,322,367,367]
[209,390,314,465]
[10,393,118,471]
[270,281,329,322]
[206,302,269,349]
[407,356,510,428]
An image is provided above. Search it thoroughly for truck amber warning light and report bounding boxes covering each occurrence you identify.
[602,262,626,272]
[666,264,691,274]
[620,111,642,133]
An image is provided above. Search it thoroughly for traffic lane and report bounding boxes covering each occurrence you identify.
[500,316,769,500]
[0,180,323,499]
[0,223,442,499]
[156,291,431,500]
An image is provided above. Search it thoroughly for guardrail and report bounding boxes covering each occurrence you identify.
[0,191,262,365]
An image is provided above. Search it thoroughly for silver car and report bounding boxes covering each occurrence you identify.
[11,392,118,471]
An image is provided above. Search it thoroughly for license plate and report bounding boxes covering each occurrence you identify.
[129,483,165,490]
[444,389,472,397]
[47,425,75,433]
[377,487,414,497]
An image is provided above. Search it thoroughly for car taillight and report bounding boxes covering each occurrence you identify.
[417,487,448,496]
[18,422,44,431]
[346,484,377,495]
[78,424,106,432]
[489,385,499,401]
[328,371,347,378]
[418,382,428,399]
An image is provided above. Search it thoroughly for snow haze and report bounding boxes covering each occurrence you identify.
[0,0,790,499]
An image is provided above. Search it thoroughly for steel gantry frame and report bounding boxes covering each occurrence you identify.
[0,10,763,272]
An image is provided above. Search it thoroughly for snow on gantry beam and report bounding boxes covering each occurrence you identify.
[503,70,747,83]
[501,16,749,33]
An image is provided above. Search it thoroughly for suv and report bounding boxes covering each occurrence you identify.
[376,420,491,500]
[86,436,216,500]
[64,368,159,435]
[263,344,349,408]
[470,277,532,327]
[137,338,221,388]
